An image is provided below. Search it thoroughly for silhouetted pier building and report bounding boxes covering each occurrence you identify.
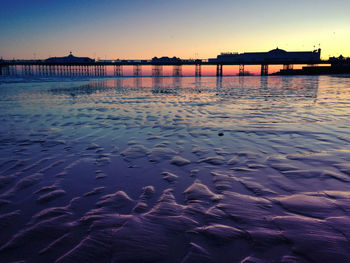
[45,52,95,63]
[0,48,335,77]
[209,48,321,76]
[273,55,350,75]
[151,56,182,64]
[209,48,321,63]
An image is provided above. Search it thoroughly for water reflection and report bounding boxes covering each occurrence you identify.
[133,77,142,89]
[45,76,319,103]
[49,80,110,96]
[216,76,223,91]
[172,76,182,88]
[115,77,123,88]
[257,76,318,100]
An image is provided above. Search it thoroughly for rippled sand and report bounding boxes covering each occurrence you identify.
[1,75,350,262]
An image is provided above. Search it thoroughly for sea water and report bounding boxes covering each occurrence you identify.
[0,75,350,262]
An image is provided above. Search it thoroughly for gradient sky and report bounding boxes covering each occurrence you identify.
[1,0,349,60]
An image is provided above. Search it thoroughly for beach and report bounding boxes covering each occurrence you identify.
[1,75,350,262]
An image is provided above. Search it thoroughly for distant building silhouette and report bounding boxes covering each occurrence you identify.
[329,55,350,65]
[209,48,321,63]
[151,56,182,63]
[45,52,95,63]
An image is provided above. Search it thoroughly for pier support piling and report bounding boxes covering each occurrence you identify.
[195,64,201,77]
[133,65,141,76]
[283,64,293,70]
[261,64,269,76]
[173,65,182,77]
[152,65,163,77]
[216,64,223,77]
[239,64,245,76]
[114,65,123,76]
[8,65,14,75]
[4,66,9,75]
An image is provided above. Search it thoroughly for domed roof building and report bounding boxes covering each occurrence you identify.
[45,52,95,63]
[267,48,287,55]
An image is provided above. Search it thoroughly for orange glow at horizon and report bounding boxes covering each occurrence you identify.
[102,65,310,77]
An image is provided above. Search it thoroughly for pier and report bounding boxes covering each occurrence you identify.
[0,48,338,77]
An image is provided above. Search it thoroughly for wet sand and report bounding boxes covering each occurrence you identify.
[0,75,350,262]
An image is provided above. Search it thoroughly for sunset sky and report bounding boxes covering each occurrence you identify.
[1,0,349,60]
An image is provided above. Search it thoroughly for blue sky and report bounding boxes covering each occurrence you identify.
[1,0,349,59]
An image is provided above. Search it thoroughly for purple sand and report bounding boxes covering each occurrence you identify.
[1,75,350,262]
